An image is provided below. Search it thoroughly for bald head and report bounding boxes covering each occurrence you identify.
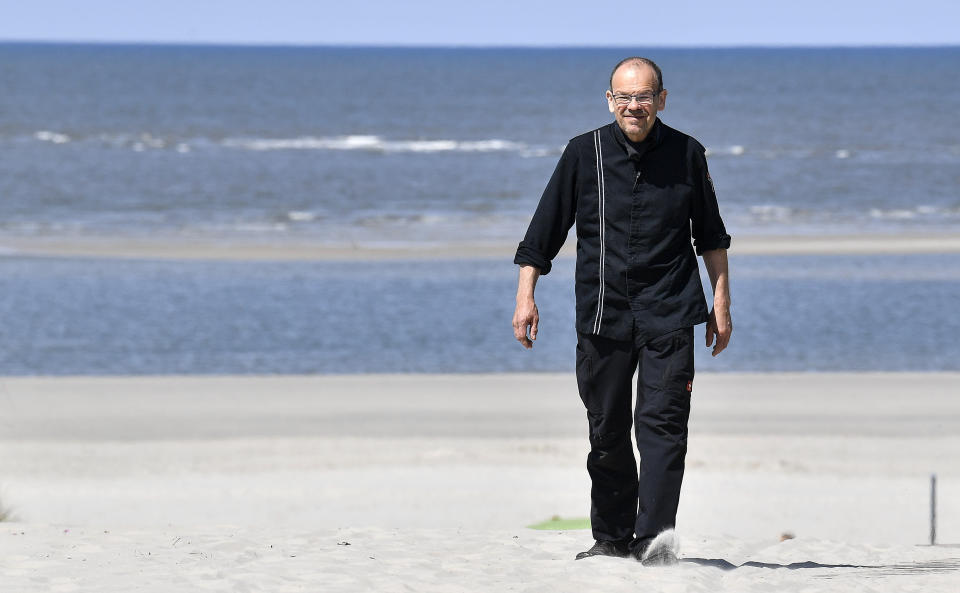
[609,57,663,93]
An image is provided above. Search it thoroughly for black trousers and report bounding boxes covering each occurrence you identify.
[575,326,695,550]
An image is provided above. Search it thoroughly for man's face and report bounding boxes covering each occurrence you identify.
[606,64,667,143]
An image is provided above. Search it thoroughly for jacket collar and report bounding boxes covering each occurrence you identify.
[611,118,662,163]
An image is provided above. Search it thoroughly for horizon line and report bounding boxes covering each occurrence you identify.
[1,39,958,50]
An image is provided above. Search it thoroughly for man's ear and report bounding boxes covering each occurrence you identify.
[605,90,616,114]
[658,89,668,111]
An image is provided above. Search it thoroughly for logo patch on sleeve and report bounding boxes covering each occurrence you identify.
[686,380,693,392]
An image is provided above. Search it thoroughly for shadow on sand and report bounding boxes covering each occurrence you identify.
[682,557,960,575]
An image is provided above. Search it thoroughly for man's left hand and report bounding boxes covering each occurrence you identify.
[705,303,732,357]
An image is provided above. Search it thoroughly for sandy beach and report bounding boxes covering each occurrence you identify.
[2,372,959,591]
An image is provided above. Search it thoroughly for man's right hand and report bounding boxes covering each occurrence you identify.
[512,299,539,349]
[513,264,542,349]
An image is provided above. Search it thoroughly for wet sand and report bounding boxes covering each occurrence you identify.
[3,232,960,261]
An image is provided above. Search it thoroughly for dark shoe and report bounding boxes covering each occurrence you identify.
[575,540,631,560]
[629,538,652,562]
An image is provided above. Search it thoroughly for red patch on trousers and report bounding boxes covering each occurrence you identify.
[686,380,693,392]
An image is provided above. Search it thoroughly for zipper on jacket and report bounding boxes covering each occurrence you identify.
[632,169,642,192]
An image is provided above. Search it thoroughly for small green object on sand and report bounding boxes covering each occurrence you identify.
[526,516,591,530]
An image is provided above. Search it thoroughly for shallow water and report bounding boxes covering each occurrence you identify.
[0,253,957,375]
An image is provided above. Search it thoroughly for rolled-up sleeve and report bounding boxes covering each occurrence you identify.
[690,144,731,255]
[513,145,578,275]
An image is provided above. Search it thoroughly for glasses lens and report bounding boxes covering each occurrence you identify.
[614,94,654,106]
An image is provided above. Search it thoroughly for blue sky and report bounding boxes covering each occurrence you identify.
[2,0,958,46]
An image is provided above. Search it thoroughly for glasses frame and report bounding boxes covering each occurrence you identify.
[609,91,662,107]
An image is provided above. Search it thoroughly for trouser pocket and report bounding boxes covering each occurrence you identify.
[649,327,695,394]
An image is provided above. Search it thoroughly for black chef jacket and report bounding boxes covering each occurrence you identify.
[514,119,731,345]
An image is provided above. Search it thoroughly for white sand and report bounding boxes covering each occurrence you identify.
[2,373,960,591]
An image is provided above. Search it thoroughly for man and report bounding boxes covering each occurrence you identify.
[511,57,731,564]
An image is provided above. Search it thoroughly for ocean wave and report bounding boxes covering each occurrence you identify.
[221,135,532,154]
[748,204,801,222]
[740,204,960,225]
[868,205,960,220]
[222,135,379,151]
[286,211,318,222]
[15,131,960,164]
[17,130,560,157]
[34,130,71,144]
[704,145,851,159]
[704,145,745,157]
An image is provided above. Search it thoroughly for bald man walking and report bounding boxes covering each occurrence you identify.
[512,57,732,564]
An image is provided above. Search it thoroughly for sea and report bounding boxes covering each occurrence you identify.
[1,43,958,375]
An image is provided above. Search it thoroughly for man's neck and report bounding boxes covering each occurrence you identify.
[615,119,660,162]
[626,133,652,149]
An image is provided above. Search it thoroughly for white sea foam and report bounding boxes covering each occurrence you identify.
[138,133,166,149]
[221,135,530,154]
[870,208,918,220]
[867,205,960,220]
[34,130,70,144]
[456,139,525,152]
[287,211,317,222]
[521,146,560,158]
[27,130,955,170]
[356,213,446,226]
[223,136,361,151]
[231,223,289,233]
[705,145,745,157]
[749,204,797,222]
[389,139,459,152]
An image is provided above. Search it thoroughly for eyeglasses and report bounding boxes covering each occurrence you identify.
[611,92,659,106]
